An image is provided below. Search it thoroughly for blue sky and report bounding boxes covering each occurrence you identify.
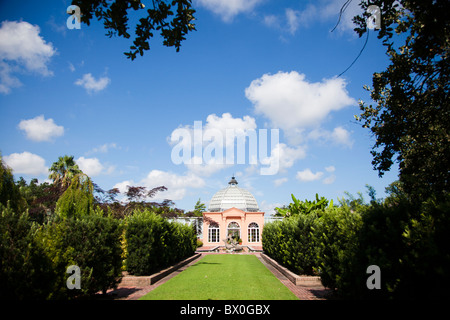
[0,0,399,214]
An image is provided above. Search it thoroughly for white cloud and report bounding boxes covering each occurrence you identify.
[18,115,64,142]
[318,0,364,33]
[185,156,232,177]
[285,9,300,34]
[196,0,264,22]
[259,200,283,215]
[265,0,363,35]
[169,113,257,174]
[0,20,56,94]
[260,143,306,174]
[262,6,317,35]
[76,157,104,177]
[263,15,280,29]
[114,170,205,201]
[76,156,114,177]
[322,165,336,184]
[245,71,356,138]
[3,152,48,176]
[308,126,354,148]
[331,126,353,147]
[75,73,110,94]
[113,180,133,194]
[87,143,119,154]
[273,177,288,187]
[322,174,336,184]
[169,113,256,148]
[204,113,257,140]
[285,7,317,34]
[169,113,307,176]
[0,62,21,94]
[296,168,324,182]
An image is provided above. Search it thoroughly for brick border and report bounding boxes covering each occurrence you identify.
[118,253,202,287]
[260,253,322,287]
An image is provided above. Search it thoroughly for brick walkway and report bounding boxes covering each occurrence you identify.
[104,254,204,300]
[255,254,330,300]
[103,252,331,300]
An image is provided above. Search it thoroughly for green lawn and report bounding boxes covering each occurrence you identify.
[139,254,298,300]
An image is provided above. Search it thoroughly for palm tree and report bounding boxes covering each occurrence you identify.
[48,155,82,188]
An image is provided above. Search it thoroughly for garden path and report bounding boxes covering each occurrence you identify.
[103,252,331,300]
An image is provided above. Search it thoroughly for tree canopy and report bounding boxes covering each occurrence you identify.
[71,0,196,60]
[48,155,82,189]
[353,0,449,200]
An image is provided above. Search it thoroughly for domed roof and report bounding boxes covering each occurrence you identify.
[208,177,259,212]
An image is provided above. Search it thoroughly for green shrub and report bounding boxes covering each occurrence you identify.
[0,157,27,213]
[38,210,124,299]
[315,206,362,292]
[0,204,54,299]
[125,210,196,276]
[262,213,320,275]
[342,201,412,299]
[400,197,450,299]
[264,189,450,299]
[340,196,450,299]
[263,204,364,290]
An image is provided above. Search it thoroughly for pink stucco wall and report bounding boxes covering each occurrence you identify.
[202,207,264,247]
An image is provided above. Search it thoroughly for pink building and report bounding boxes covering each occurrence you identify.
[202,177,264,251]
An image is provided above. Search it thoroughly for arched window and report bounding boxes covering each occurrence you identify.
[248,222,260,243]
[227,221,240,240]
[208,222,220,243]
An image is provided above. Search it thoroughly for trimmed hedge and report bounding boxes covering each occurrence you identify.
[262,196,450,299]
[38,211,124,298]
[1,205,197,299]
[262,213,320,275]
[125,210,197,276]
[0,204,123,299]
[340,197,450,299]
[0,204,54,299]
[315,206,362,292]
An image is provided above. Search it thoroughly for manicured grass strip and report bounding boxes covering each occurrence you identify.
[139,254,298,300]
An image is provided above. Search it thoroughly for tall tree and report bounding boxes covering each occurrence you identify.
[353,0,449,200]
[48,155,82,189]
[0,155,27,212]
[55,173,94,219]
[71,0,196,60]
[187,198,206,217]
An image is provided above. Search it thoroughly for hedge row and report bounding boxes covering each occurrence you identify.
[0,205,197,299]
[262,196,450,299]
[262,212,320,275]
[125,210,197,276]
[342,197,450,299]
[262,206,361,279]
[0,204,123,299]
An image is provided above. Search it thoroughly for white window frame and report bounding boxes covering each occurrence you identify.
[248,222,260,243]
[227,221,240,239]
[208,223,220,243]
